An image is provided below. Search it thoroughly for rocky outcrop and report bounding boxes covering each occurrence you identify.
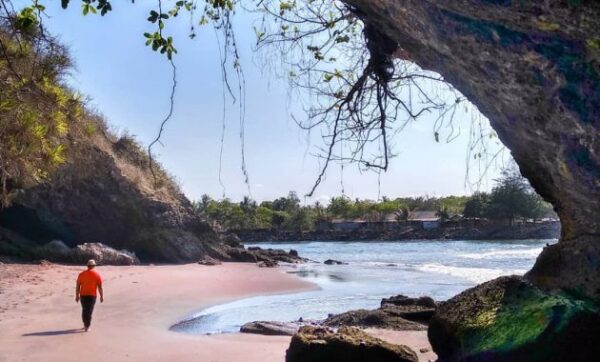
[428,276,600,361]
[343,0,600,302]
[241,295,435,339]
[286,326,418,362]
[323,296,436,330]
[197,256,222,266]
[31,241,139,265]
[323,307,427,331]
[332,2,600,358]
[33,240,73,263]
[70,242,139,266]
[235,221,561,243]
[381,295,437,308]
[0,126,226,263]
[217,246,306,264]
[247,246,308,263]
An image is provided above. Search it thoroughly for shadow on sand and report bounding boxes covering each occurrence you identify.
[22,328,84,337]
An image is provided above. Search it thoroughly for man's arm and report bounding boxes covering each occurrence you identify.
[98,283,104,303]
[75,282,80,303]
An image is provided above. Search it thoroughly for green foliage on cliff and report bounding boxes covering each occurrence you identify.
[0,19,181,209]
[0,23,83,207]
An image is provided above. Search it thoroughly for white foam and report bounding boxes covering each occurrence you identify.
[458,248,542,260]
[416,263,526,284]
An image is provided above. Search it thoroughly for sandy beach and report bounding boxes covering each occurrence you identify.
[0,262,434,362]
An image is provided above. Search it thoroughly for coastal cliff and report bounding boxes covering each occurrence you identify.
[341,1,600,359]
[0,124,226,263]
[235,221,560,243]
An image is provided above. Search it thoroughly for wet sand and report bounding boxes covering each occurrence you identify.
[0,263,315,362]
[0,262,434,361]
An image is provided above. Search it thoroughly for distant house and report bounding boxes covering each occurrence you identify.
[408,211,441,230]
[329,219,367,231]
[316,210,445,232]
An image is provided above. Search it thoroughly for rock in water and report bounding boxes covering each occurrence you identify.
[381,295,437,309]
[71,243,140,266]
[323,307,427,331]
[324,295,438,329]
[240,321,300,336]
[286,326,418,362]
[324,259,347,265]
[428,276,600,362]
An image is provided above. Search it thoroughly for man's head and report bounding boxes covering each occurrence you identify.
[86,259,96,269]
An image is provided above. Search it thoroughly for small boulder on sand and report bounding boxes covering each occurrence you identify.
[198,256,222,266]
[257,260,278,268]
[71,243,140,266]
[286,326,418,362]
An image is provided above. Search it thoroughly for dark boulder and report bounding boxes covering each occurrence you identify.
[428,276,600,362]
[254,247,307,263]
[223,247,258,263]
[240,321,302,336]
[223,246,306,264]
[324,294,438,329]
[28,240,140,266]
[257,260,279,268]
[33,240,72,263]
[381,295,437,309]
[324,259,347,265]
[323,306,427,331]
[286,326,418,362]
[220,232,242,247]
[197,256,222,266]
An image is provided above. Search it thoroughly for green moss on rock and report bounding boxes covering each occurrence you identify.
[429,276,600,361]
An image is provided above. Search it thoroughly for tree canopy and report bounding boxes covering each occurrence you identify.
[0,20,84,207]
[193,168,554,232]
[0,0,503,198]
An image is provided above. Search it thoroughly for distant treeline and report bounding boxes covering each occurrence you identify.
[193,168,556,232]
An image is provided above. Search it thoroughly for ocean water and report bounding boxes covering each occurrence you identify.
[171,239,556,335]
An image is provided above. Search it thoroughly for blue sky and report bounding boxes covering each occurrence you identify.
[32,1,506,203]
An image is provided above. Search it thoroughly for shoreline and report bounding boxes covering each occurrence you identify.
[0,262,434,362]
[235,220,560,243]
[0,263,316,362]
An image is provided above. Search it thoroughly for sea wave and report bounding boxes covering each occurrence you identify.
[416,263,527,284]
[458,248,543,260]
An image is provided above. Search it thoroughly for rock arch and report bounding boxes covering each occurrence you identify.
[345,0,600,302]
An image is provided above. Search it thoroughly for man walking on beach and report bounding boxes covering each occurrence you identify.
[76,259,104,332]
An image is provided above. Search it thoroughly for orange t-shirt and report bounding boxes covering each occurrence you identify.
[77,269,102,297]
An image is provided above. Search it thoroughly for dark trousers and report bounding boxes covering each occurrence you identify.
[80,296,97,328]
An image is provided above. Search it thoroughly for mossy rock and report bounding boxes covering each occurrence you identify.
[429,276,600,361]
[286,326,418,362]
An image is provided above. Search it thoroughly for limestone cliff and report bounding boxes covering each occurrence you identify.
[0,122,224,263]
[345,0,600,302]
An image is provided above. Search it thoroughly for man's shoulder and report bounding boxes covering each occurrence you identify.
[90,269,102,280]
[78,270,99,277]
